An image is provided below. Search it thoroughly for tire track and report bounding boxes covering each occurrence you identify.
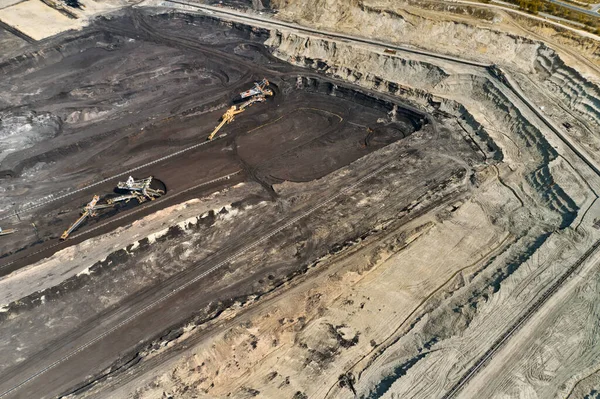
[442,239,600,399]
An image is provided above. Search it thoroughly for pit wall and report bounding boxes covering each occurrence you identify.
[266,28,577,228]
[265,0,600,129]
[159,6,600,136]
[536,46,600,128]
[301,76,426,129]
[439,73,558,165]
[439,71,577,228]
[146,11,272,42]
[269,0,542,71]
[270,30,449,89]
[266,31,509,162]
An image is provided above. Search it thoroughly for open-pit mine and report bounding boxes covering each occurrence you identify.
[2,0,600,398]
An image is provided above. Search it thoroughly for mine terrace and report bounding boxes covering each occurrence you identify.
[1,1,600,399]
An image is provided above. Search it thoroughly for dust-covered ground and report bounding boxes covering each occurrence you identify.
[2,1,600,399]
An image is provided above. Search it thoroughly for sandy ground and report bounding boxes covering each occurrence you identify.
[0,0,127,41]
[459,244,600,399]
[0,0,23,10]
[0,1,84,40]
[107,188,512,399]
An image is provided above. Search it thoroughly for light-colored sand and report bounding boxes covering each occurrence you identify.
[0,0,84,40]
[0,0,126,40]
[0,0,23,11]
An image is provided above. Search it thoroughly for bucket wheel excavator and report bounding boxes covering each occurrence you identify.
[208,105,247,141]
[60,176,164,240]
[107,176,164,205]
[239,78,273,99]
[60,195,115,240]
[207,78,272,141]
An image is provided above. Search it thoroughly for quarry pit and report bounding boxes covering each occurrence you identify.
[1,2,600,399]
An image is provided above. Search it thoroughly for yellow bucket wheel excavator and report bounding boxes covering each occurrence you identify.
[207,78,273,141]
[60,195,114,240]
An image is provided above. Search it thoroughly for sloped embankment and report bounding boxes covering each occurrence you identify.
[264,26,581,398]
[270,0,543,70]
[536,46,600,128]
[267,29,576,231]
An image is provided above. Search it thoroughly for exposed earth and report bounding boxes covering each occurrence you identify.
[1,1,600,399]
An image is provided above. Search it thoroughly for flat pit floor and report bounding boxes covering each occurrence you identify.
[0,9,425,272]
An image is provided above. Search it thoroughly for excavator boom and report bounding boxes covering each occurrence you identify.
[208,105,245,140]
[208,117,229,141]
[239,94,266,110]
[0,228,16,236]
[60,211,90,240]
[60,195,116,240]
[208,79,271,141]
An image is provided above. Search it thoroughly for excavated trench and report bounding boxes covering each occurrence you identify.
[1,5,594,399]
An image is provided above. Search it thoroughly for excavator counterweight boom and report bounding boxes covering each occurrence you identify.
[0,227,16,236]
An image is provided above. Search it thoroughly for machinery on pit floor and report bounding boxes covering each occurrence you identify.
[239,78,273,99]
[60,176,165,240]
[208,95,266,140]
[0,227,16,236]
[60,195,114,240]
[207,78,273,141]
[107,176,164,204]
